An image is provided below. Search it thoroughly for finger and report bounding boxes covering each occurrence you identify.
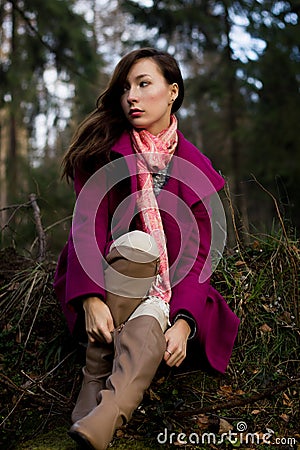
[164,351,171,363]
[87,333,95,343]
[164,350,177,366]
[175,356,185,367]
[102,330,113,344]
[166,347,186,367]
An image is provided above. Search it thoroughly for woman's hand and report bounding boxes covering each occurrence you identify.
[83,296,114,344]
[164,319,191,367]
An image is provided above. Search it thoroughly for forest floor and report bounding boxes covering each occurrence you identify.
[0,231,299,450]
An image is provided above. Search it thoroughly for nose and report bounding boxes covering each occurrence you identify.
[126,86,139,104]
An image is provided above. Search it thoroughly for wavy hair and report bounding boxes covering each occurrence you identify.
[62,48,184,180]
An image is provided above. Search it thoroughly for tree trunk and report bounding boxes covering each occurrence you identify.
[6,2,18,204]
[224,5,249,245]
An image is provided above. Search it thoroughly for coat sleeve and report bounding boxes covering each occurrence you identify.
[169,199,239,373]
[54,167,109,330]
[169,199,212,325]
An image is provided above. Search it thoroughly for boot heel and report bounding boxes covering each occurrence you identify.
[68,428,95,449]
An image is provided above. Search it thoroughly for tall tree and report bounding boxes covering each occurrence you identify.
[244,0,300,229]
[0,0,102,206]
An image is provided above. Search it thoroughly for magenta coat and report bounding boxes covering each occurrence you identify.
[54,130,239,373]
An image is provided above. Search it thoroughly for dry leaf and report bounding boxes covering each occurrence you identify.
[279,311,292,324]
[260,323,272,333]
[282,392,292,406]
[196,414,209,430]
[262,304,273,313]
[149,388,160,401]
[218,385,233,396]
[252,240,261,250]
[3,323,13,332]
[251,409,261,415]
[15,329,22,344]
[174,437,186,447]
[219,418,233,434]
[235,389,246,395]
[235,260,246,266]
[279,413,289,422]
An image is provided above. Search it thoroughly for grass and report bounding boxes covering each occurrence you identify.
[0,225,299,450]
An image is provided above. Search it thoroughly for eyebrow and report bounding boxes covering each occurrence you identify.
[135,73,151,79]
[126,73,152,83]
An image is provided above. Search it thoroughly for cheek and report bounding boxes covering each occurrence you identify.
[120,96,127,111]
[147,90,169,106]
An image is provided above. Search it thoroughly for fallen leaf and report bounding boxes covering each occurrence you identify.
[235,260,246,266]
[15,329,22,344]
[260,323,272,333]
[235,389,246,395]
[278,311,292,324]
[149,388,160,401]
[218,385,233,396]
[219,418,233,434]
[252,240,261,250]
[282,392,292,406]
[3,323,13,332]
[279,413,290,422]
[195,414,220,432]
[251,409,261,415]
[262,304,273,313]
[196,414,209,430]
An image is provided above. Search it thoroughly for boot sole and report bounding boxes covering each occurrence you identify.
[68,429,95,450]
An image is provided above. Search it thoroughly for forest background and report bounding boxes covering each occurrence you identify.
[1,0,299,255]
[0,1,299,449]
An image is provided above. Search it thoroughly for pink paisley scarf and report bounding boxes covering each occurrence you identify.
[130,115,178,303]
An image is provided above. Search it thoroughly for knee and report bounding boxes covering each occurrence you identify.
[112,231,159,258]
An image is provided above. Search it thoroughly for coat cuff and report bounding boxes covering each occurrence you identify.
[174,311,197,340]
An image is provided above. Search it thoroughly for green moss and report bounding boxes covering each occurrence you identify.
[17,427,156,450]
[17,427,76,450]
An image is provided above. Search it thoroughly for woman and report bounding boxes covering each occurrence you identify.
[54,48,239,450]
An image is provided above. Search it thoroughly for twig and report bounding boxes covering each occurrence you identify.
[223,181,242,249]
[0,201,31,212]
[0,392,26,427]
[0,202,30,232]
[29,214,72,254]
[0,372,71,419]
[29,193,46,261]
[17,272,39,328]
[172,377,299,417]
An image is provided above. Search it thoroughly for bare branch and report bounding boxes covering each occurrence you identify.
[29,194,46,261]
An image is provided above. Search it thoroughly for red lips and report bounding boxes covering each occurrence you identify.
[129,108,144,117]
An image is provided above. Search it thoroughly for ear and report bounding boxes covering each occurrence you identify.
[169,83,179,103]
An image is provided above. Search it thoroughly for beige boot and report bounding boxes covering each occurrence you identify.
[69,315,166,450]
[71,341,113,423]
[104,245,159,327]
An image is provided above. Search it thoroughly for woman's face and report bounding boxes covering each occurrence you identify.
[120,58,178,135]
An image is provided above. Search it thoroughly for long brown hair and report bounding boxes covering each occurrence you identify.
[62,48,184,180]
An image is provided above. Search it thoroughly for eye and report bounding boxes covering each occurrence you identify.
[140,81,149,87]
[122,84,130,93]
